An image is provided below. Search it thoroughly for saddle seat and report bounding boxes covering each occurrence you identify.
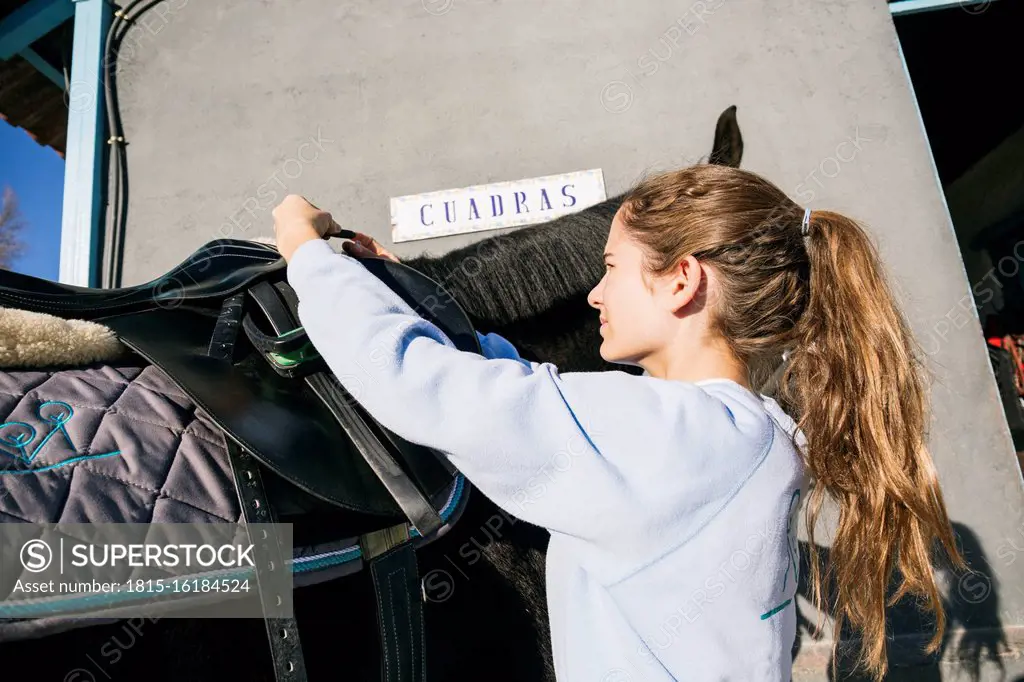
[0,240,291,317]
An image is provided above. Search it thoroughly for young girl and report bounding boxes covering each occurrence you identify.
[272,164,966,681]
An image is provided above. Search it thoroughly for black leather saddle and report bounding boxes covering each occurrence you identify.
[0,236,481,682]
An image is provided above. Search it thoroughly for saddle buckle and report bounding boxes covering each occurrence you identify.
[359,523,411,561]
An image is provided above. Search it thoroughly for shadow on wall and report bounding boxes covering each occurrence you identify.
[792,521,1015,681]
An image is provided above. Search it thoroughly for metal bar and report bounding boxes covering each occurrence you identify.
[18,47,63,87]
[58,0,110,287]
[889,0,1000,16]
[0,0,74,60]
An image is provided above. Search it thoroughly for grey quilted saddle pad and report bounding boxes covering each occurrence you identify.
[0,360,467,640]
[0,362,241,525]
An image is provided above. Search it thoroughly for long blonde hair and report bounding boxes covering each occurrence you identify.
[619,164,967,680]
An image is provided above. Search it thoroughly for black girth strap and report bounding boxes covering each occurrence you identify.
[211,293,309,682]
[369,542,427,682]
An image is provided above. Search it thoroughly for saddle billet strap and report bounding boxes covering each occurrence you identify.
[212,293,309,682]
[305,372,442,537]
[247,280,443,537]
[226,442,309,682]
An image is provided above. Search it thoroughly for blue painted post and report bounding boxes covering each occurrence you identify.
[58,0,110,287]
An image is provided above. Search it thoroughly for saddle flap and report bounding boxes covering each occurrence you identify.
[103,306,454,519]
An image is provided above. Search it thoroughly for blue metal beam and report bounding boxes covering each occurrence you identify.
[18,47,63,87]
[0,0,74,60]
[59,0,110,287]
[889,0,1001,16]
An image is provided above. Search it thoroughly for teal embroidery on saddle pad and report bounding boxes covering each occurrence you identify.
[0,401,122,475]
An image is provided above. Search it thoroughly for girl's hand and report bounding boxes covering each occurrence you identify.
[272,194,343,262]
[342,232,401,263]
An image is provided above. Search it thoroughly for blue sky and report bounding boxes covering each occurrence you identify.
[0,118,64,279]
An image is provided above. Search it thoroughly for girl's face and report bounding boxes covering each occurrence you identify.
[587,208,705,370]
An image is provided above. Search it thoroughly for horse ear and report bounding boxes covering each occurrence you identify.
[708,105,743,168]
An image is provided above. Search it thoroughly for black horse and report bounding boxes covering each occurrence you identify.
[2,106,743,682]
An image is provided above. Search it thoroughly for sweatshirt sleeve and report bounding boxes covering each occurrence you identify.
[285,239,630,539]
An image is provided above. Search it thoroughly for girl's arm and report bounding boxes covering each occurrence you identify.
[287,240,631,539]
[287,240,762,549]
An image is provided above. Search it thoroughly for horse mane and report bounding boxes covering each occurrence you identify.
[406,195,622,327]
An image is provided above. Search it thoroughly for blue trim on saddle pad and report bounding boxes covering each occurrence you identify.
[0,475,468,618]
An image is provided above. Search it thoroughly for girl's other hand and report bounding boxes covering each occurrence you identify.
[342,232,401,263]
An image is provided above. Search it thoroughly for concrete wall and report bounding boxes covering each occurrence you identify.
[112,0,1024,677]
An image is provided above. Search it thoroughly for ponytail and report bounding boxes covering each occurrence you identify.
[777,210,968,679]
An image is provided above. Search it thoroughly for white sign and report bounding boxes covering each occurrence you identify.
[390,169,606,243]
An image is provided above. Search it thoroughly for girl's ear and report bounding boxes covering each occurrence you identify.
[665,254,704,313]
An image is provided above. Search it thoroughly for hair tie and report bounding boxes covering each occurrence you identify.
[801,208,812,236]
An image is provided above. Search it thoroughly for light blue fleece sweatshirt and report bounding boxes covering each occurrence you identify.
[287,239,808,682]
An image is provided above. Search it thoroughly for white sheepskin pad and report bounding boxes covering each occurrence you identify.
[0,307,127,368]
